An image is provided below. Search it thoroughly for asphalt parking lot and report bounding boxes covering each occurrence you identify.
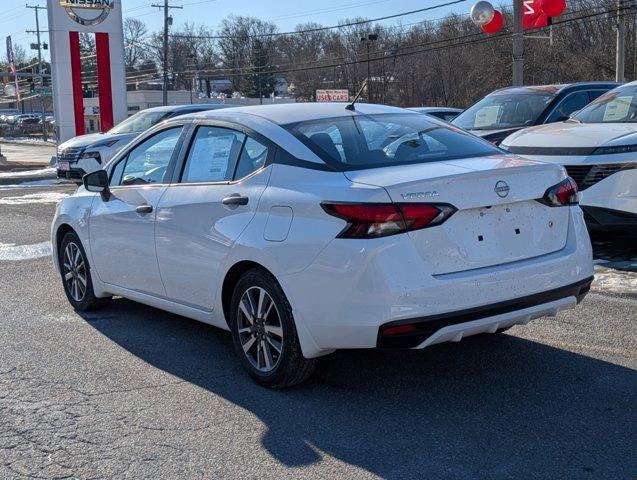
[0,147,635,479]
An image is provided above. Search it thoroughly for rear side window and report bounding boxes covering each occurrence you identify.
[235,137,269,179]
[182,126,245,183]
[285,113,501,170]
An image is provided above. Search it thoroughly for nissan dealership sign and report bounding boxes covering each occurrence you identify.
[47,0,126,142]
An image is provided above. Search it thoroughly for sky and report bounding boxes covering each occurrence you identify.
[0,0,469,62]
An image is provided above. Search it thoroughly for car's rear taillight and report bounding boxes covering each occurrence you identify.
[540,177,579,207]
[321,202,456,238]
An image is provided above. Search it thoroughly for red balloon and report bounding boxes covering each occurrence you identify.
[481,9,504,34]
[540,0,566,17]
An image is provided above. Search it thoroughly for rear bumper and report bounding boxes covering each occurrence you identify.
[377,276,592,348]
[280,206,593,357]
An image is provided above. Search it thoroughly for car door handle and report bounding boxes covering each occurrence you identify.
[222,195,249,206]
[135,204,153,214]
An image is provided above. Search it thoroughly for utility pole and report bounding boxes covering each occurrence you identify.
[616,0,626,82]
[152,0,182,106]
[361,34,378,103]
[512,0,524,86]
[26,4,48,141]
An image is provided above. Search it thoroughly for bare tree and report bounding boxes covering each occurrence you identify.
[123,17,149,70]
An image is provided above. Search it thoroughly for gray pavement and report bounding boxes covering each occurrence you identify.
[0,172,635,478]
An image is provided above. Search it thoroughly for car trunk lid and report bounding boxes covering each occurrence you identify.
[344,155,570,275]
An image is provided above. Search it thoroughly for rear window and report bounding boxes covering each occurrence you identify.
[284,113,501,170]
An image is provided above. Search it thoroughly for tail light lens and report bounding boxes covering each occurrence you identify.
[540,177,579,207]
[321,202,456,238]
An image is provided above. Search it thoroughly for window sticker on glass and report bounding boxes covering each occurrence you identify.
[474,105,501,128]
[183,128,245,183]
[603,96,632,122]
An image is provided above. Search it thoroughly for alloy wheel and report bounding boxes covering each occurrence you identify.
[237,286,284,373]
[62,242,87,302]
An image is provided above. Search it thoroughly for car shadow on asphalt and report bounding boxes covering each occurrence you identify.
[82,299,635,479]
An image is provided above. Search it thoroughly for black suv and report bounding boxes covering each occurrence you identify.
[452,82,620,145]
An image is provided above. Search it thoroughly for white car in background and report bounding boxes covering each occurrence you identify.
[502,82,637,230]
[52,103,593,388]
[55,103,233,182]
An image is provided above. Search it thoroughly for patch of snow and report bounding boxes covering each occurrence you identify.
[0,241,51,261]
[0,192,69,205]
[0,179,69,190]
[0,137,56,146]
[592,265,637,296]
[0,167,55,179]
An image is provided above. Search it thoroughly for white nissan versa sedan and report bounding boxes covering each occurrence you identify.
[502,82,637,230]
[52,103,593,388]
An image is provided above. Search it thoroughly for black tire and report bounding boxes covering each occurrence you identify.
[58,231,111,311]
[229,268,316,388]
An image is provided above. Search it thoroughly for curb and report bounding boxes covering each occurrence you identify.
[0,174,58,186]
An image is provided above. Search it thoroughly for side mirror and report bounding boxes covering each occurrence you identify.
[568,109,581,119]
[83,170,110,201]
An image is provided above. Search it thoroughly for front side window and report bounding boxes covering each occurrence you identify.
[113,127,182,186]
[285,113,501,170]
[546,92,590,123]
[453,88,557,130]
[107,110,168,135]
[181,126,246,183]
[574,85,637,123]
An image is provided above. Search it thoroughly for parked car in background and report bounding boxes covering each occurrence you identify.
[501,82,637,231]
[52,103,593,387]
[0,109,19,124]
[409,106,462,121]
[39,115,55,125]
[55,103,234,181]
[452,82,619,145]
[16,114,43,126]
[3,112,25,125]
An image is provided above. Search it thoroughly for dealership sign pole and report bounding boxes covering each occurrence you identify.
[47,0,127,142]
[470,0,566,86]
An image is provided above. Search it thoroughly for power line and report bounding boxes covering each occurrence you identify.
[170,0,470,40]
[77,7,624,89]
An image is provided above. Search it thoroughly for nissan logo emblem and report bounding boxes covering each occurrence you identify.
[494,180,510,198]
[59,0,114,26]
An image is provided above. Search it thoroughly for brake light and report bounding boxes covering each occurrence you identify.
[540,177,578,206]
[321,202,456,238]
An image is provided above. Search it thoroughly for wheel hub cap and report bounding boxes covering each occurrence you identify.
[237,286,284,373]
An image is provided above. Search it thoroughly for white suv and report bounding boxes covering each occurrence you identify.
[55,104,232,182]
[52,103,593,387]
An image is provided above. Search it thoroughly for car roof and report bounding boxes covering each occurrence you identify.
[186,102,417,125]
[488,82,621,96]
[143,103,234,113]
[409,107,462,113]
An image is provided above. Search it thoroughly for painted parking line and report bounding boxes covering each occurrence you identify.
[0,242,52,261]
